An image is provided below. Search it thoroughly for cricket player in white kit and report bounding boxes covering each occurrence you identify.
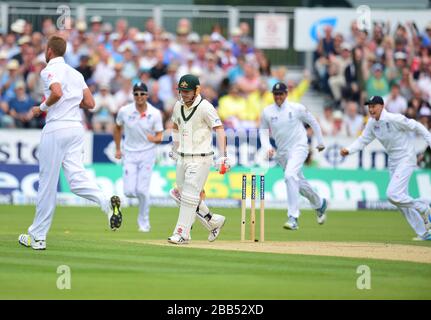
[113,82,164,232]
[18,36,122,250]
[341,96,431,241]
[260,82,328,230]
[168,74,229,244]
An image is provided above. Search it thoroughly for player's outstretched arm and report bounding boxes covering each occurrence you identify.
[343,121,375,155]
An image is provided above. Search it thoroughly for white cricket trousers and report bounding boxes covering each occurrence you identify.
[279,147,323,218]
[122,151,156,230]
[387,161,428,237]
[173,155,212,239]
[28,125,110,240]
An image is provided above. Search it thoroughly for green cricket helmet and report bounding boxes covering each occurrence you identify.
[177,74,200,91]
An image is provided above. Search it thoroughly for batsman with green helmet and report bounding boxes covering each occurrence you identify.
[168,74,230,244]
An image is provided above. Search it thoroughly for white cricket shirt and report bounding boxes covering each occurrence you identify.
[116,102,163,153]
[172,95,222,155]
[347,109,431,166]
[41,56,87,132]
[260,100,324,153]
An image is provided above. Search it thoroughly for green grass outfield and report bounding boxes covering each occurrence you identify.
[0,204,430,300]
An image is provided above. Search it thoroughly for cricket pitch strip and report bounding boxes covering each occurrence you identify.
[124,240,431,264]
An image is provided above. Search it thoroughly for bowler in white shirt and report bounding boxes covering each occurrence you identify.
[18,36,122,251]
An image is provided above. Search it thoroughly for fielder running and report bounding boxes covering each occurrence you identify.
[260,82,327,230]
[19,36,122,250]
[114,82,163,232]
[168,74,229,244]
[341,96,431,241]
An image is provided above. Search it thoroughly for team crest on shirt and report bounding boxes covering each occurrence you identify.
[386,123,390,131]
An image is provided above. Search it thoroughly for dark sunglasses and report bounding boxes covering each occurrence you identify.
[134,92,147,97]
[273,92,286,96]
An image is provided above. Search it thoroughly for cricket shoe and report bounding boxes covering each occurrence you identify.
[412,231,431,241]
[283,216,299,230]
[109,195,122,231]
[18,234,46,250]
[208,214,226,242]
[316,198,328,225]
[167,233,189,245]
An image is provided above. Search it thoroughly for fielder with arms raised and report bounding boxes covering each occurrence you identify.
[168,74,229,244]
[113,82,163,232]
[341,96,431,241]
[260,82,328,230]
[19,36,122,250]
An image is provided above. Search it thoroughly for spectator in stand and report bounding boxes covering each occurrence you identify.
[246,79,273,122]
[93,48,115,86]
[89,16,104,43]
[343,100,364,137]
[12,35,31,65]
[332,110,347,136]
[384,83,408,114]
[31,32,44,56]
[26,57,46,103]
[220,42,237,71]
[0,51,9,83]
[200,53,225,94]
[161,32,180,65]
[399,66,415,101]
[342,46,363,103]
[417,63,431,102]
[147,81,164,113]
[92,83,117,133]
[187,33,200,56]
[114,79,133,114]
[158,63,179,105]
[418,106,431,129]
[76,54,93,82]
[110,63,125,94]
[66,37,86,68]
[286,70,311,103]
[217,84,250,129]
[318,105,335,136]
[228,55,245,84]
[0,100,14,128]
[150,49,168,80]
[236,62,260,95]
[365,63,390,98]
[7,81,38,128]
[177,53,201,79]
[139,41,157,70]
[1,59,24,101]
[119,44,138,80]
[328,42,352,105]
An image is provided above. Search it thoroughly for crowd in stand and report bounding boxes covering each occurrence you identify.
[314,20,431,138]
[1,16,430,141]
[0,16,310,132]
